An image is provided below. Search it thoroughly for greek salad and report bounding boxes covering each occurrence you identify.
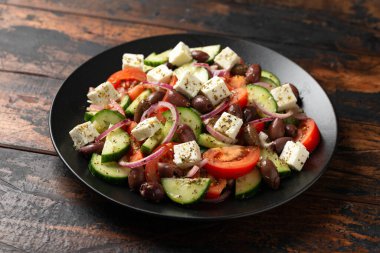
[69,41,321,204]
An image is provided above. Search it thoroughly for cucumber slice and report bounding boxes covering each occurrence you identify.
[198,133,230,148]
[161,178,211,204]
[261,70,280,86]
[144,49,171,67]
[173,62,209,83]
[260,148,291,178]
[143,64,154,73]
[141,120,173,154]
[119,95,131,111]
[125,90,152,116]
[163,107,203,138]
[91,109,125,133]
[89,153,130,184]
[235,168,262,199]
[84,111,96,122]
[190,45,221,63]
[101,127,130,163]
[247,85,277,118]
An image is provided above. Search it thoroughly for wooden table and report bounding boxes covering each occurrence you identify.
[0,1,379,252]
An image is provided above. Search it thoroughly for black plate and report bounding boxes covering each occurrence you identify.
[49,34,337,220]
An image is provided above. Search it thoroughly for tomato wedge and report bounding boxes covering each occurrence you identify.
[107,67,147,88]
[230,87,248,108]
[294,118,320,152]
[145,143,175,182]
[203,146,260,179]
[205,178,227,199]
[127,84,146,101]
[227,75,246,90]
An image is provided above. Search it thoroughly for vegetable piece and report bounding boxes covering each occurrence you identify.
[203,146,260,179]
[144,49,171,67]
[145,142,175,182]
[84,111,96,122]
[162,107,202,139]
[198,133,231,148]
[230,87,248,108]
[205,124,237,145]
[91,109,125,133]
[119,95,131,110]
[246,85,277,118]
[260,70,280,87]
[227,75,247,89]
[190,45,221,63]
[200,99,229,121]
[101,127,130,163]
[125,90,152,116]
[205,178,227,199]
[89,154,130,184]
[107,67,147,88]
[294,119,320,152]
[161,178,211,204]
[127,84,146,101]
[260,148,291,178]
[235,168,261,199]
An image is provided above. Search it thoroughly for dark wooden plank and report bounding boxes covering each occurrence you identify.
[4,0,380,56]
[0,147,378,252]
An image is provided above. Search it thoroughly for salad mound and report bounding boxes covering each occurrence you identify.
[69,41,321,204]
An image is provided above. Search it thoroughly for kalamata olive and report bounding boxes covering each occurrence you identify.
[285,124,298,137]
[258,159,280,190]
[243,106,258,123]
[173,168,185,177]
[176,124,196,142]
[288,83,302,106]
[134,99,151,122]
[79,142,104,156]
[165,90,190,107]
[230,64,248,76]
[166,62,176,70]
[128,167,146,191]
[191,95,213,113]
[245,64,261,83]
[158,162,176,178]
[243,124,260,146]
[227,104,243,119]
[273,137,293,154]
[147,91,165,105]
[191,50,209,63]
[139,182,165,202]
[268,118,285,140]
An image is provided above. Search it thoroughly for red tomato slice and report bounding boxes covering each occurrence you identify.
[203,146,260,179]
[230,87,248,108]
[205,178,227,199]
[252,122,265,132]
[169,75,178,86]
[107,67,147,88]
[294,118,320,152]
[127,84,146,101]
[227,75,246,90]
[145,143,175,182]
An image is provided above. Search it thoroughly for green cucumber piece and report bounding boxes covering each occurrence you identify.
[125,90,152,116]
[190,45,221,63]
[143,64,154,73]
[161,178,211,204]
[84,111,96,122]
[247,85,277,118]
[235,168,262,199]
[261,70,280,86]
[198,133,230,148]
[101,127,130,163]
[141,120,173,154]
[163,107,202,138]
[144,49,172,67]
[89,153,130,184]
[260,148,291,178]
[91,109,125,133]
[120,95,131,111]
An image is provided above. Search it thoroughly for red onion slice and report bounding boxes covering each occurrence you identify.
[140,104,158,122]
[205,124,237,144]
[201,190,231,203]
[253,101,294,119]
[119,146,166,168]
[185,165,200,178]
[110,100,126,117]
[199,158,208,168]
[95,119,131,143]
[200,99,229,121]
[247,117,275,125]
[143,81,173,90]
[159,101,179,144]
[254,82,276,91]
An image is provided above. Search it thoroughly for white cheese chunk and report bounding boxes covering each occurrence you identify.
[122,53,144,70]
[168,41,193,66]
[280,141,309,171]
[173,141,202,168]
[270,83,298,111]
[87,81,120,106]
[213,47,240,70]
[69,122,99,149]
[147,64,173,83]
[173,70,203,98]
[131,117,162,141]
[201,76,231,106]
[214,112,243,139]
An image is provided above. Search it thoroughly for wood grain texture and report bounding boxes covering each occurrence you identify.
[0,147,378,253]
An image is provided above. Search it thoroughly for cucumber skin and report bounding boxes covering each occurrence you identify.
[101,128,130,163]
[260,148,291,178]
[88,154,130,185]
[198,133,230,148]
[246,85,278,118]
[84,111,96,121]
[261,70,281,86]
[162,107,203,138]
[144,49,171,67]
[91,110,125,133]
[235,168,262,199]
[125,90,151,116]
[120,95,131,110]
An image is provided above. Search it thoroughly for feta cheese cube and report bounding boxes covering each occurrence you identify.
[214,112,243,139]
[131,117,162,141]
[147,64,173,83]
[201,77,231,106]
[173,141,202,168]
[168,41,193,66]
[214,47,240,70]
[173,70,203,98]
[270,83,298,111]
[87,81,120,106]
[122,53,144,70]
[280,141,309,171]
[69,122,99,149]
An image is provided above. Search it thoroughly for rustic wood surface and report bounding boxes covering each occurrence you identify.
[0,1,379,252]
